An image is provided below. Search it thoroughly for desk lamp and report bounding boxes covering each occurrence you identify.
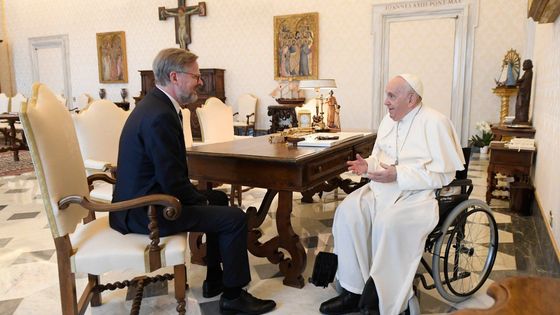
[299,79,337,130]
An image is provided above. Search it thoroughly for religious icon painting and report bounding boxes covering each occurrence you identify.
[96,31,128,83]
[274,12,319,81]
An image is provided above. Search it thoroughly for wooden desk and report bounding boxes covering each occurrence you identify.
[0,114,28,161]
[486,143,535,204]
[186,133,376,288]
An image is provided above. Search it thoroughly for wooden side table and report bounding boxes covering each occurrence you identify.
[491,124,535,141]
[486,143,535,204]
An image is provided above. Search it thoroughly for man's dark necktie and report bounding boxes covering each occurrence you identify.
[178,111,183,126]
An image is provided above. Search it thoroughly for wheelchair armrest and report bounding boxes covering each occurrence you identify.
[436,178,473,198]
[445,178,472,187]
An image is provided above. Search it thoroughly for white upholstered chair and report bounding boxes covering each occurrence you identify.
[7,93,27,140]
[74,93,93,112]
[0,93,10,141]
[20,83,188,315]
[232,93,257,136]
[10,93,27,113]
[196,97,251,206]
[55,94,67,107]
[0,93,8,113]
[181,108,194,148]
[197,97,235,144]
[72,99,130,203]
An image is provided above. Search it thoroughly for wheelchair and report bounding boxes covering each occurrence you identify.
[414,148,499,304]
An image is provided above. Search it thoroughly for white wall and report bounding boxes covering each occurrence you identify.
[532,18,560,249]
[4,0,526,134]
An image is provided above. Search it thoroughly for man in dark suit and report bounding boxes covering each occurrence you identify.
[111,48,276,315]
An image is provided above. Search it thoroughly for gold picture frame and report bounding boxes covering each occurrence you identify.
[297,110,312,129]
[274,12,318,80]
[96,31,128,83]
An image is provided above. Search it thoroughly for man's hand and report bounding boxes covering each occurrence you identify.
[369,162,397,183]
[347,154,368,175]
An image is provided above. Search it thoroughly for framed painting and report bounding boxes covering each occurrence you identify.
[96,31,128,83]
[297,110,313,128]
[274,12,318,80]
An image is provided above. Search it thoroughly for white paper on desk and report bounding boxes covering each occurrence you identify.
[298,132,364,147]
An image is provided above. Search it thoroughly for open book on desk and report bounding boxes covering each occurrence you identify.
[297,132,365,147]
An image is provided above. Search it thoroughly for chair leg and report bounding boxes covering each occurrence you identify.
[174,264,187,315]
[230,185,236,207]
[230,185,242,207]
[88,274,102,307]
[237,185,242,206]
[55,236,79,315]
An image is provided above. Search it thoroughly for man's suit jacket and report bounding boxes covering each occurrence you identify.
[110,87,207,235]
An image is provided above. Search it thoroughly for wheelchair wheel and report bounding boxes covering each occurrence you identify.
[432,199,498,303]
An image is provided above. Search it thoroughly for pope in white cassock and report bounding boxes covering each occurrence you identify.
[319,74,465,315]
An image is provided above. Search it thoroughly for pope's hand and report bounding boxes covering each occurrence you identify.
[369,162,397,183]
[347,154,368,175]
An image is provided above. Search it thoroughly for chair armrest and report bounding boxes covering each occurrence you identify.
[84,159,112,172]
[87,173,116,186]
[245,112,255,125]
[233,112,239,117]
[58,194,182,221]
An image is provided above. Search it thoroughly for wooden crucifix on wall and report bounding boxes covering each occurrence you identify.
[158,1,206,50]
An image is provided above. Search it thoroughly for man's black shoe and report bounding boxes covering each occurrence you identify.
[319,288,361,315]
[359,277,380,314]
[219,290,276,315]
[202,279,223,298]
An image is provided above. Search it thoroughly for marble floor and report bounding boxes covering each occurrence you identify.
[0,153,559,315]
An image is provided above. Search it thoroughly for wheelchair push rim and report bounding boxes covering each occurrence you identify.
[432,199,498,303]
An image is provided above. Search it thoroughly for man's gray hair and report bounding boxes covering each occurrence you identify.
[152,48,198,86]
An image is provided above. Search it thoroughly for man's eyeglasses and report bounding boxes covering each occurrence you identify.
[176,71,202,81]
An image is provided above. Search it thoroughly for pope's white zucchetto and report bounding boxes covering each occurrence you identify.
[398,73,423,98]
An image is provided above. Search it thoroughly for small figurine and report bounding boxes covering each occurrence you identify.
[513,59,533,124]
[326,90,340,129]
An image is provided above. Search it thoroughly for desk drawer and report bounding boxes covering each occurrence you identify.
[490,149,533,167]
[306,150,352,182]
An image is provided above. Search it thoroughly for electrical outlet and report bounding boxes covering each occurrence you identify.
[549,211,554,228]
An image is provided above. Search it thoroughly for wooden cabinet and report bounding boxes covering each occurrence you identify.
[267,104,300,133]
[134,68,225,140]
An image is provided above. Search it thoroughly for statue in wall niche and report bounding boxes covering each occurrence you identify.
[513,59,533,125]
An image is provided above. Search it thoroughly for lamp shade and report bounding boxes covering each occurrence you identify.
[299,79,337,90]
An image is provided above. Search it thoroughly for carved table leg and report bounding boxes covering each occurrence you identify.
[486,166,495,204]
[247,189,306,288]
[301,176,369,203]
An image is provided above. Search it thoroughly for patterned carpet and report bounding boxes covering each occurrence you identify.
[0,150,33,177]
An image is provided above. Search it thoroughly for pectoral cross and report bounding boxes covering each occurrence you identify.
[158,1,207,50]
